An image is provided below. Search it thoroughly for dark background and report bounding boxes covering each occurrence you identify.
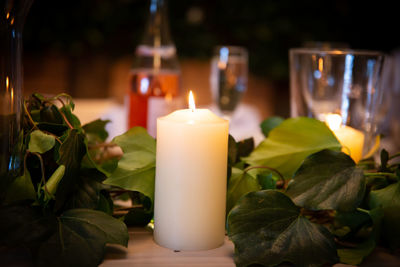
[23,0,399,81]
[21,0,400,116]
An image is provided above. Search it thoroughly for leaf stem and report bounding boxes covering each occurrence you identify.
[244,165,285,189]
[44,97,74,129]
[357,160,375,166]
[30,152,49,193]
[59,109,74,129]
[57,217,65,251]
[23,100,38,130]
[389,152,400,160]
[41,130,63,144]
[364,172,398,180]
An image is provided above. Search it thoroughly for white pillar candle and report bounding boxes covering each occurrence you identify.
[325,113,365,163]
[154,91,229,251]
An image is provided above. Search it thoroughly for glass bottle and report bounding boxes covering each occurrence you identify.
[0,0,33,198]
[127,0,181,137]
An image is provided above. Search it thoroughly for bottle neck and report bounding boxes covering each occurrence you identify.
[143,0,173,47]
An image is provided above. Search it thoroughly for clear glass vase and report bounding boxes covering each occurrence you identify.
[0,0,33,198]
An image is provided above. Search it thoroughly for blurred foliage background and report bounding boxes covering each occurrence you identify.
[23,0,399,82]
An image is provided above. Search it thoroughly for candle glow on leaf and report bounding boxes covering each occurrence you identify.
[189,90,196,111]
[325,113,342,131]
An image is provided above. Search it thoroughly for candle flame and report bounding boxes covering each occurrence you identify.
[188,91,196,111]
[325,113,342,131]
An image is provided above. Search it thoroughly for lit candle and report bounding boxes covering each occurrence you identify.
[325,113,365,163]
[154,91,229,251]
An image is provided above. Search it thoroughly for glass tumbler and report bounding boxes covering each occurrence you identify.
[290,48,385,161]
[1,0,33,198]
[210,46,248,118]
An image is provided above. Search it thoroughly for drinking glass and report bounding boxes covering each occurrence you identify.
[1,0,33,199]
[290,48,385,158]
[210,46,248,118]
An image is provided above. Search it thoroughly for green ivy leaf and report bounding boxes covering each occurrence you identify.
[65,168,106,210]
[379,149,389,172]
[334,209,372,236]
[260,116,284,137]
[104,127,156,202]
[83,119,110,143]
[335,208,382,265]
[40,105,64,125]
[55,129,87,211]
[28,130,56,154]
[60,103,81,129]
[97,191,114,215]
[226,168,260,214]
[36,209,128,267]
[337,237,376,266]
[286,150,365,212]
[61,209,128,246]
[227,190,338,267]
[369,181,400,248]
[243,117,341,178]
[228,135,238,165]
[4,169,36,203]
[257,173,276,190]
[236,137,254,158]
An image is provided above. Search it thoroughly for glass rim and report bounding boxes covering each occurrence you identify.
[289,47,384,57]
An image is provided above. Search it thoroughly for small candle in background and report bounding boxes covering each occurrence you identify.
[325,113,365,163]
[154,91,229,251]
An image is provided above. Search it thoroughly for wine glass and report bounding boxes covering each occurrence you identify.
[210,46,248,119]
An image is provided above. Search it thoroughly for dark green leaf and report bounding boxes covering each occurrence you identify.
[379,149,389,172]
[260,116,284,137]
[334,209,372,236]
[60,104,81,129]
[40,105,64,125]
[104,127,156,202]
[337,237,376,265]
[61,209,128,246]
[5,170,36,203]
[369,182,400,248]
[97,191,114,215]
[228,135,238,165]
[228,190,338,267]
[286,149,365,212]
[244,117,341,178]
[124,207,153,227]
[257,173,276,190]
[83,119,110,143]
[237,137,254,158]
[28,130,56,154]
[65,168,106,210]
[37,122,68,136]
[36,209,128,267]
[226,168,260,214]
[55,129,87,211]
[0,204,57,247]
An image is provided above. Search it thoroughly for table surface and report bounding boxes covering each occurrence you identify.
[101,227,235,267]
[101,227,400,267]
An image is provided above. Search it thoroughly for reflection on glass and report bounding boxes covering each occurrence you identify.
[210,46,248,118]
[1,0,33,199]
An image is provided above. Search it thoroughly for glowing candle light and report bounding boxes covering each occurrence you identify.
[325,113,365,163]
